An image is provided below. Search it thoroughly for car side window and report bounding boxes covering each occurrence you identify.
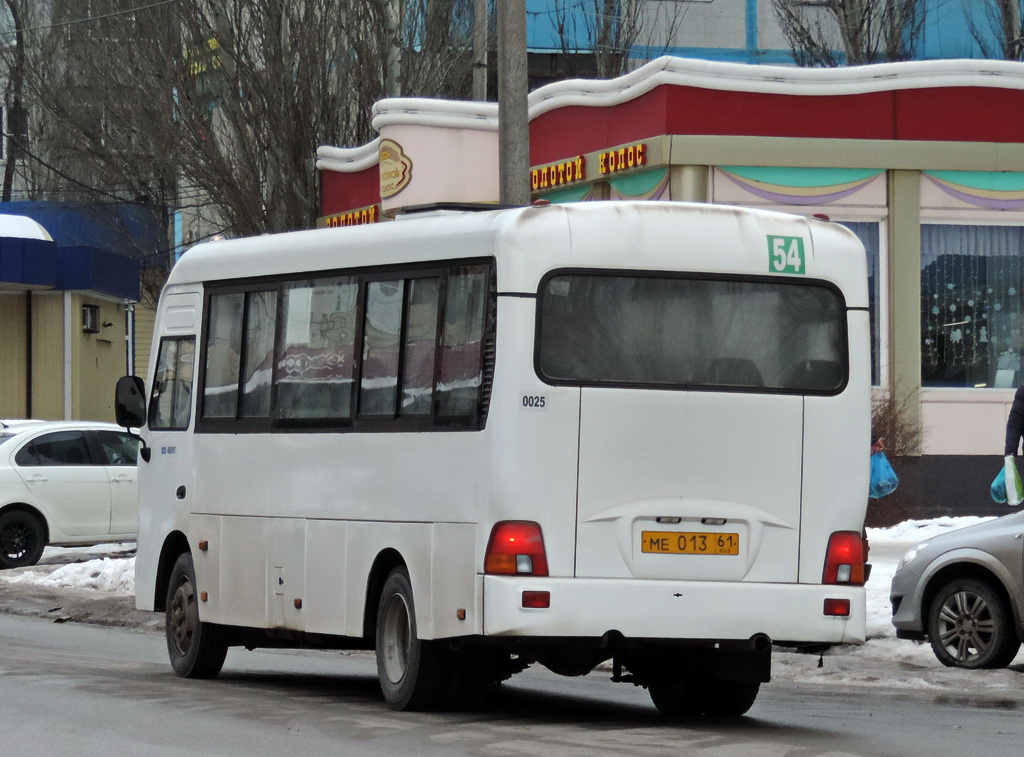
[95,430,139,466]
[15,431,93,466]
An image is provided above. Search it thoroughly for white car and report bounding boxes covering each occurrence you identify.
[0,420,138,569]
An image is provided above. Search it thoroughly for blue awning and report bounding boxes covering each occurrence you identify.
[0,236,58,289]
[56,245,141,301]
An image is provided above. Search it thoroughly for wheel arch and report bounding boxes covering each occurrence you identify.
[0,503,50,544]
[362,548,407,641]
[154,530,191,611]
[922,560,1021,639]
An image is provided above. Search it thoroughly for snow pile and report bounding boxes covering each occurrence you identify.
[0,543,136,594]
[2,555,135,593]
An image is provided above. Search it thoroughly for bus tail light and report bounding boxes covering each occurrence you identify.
[485,521,549,576]
[822,531,866,586]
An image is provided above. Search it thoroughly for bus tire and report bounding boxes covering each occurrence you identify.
[649,676,759,718]
[0,509,46,569]
[166,552,228,678]
[376,566,450,711]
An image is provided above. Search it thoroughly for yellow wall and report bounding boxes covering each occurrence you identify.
[0,292,29,418]
[0,292,136,422]
[76,295,129,421]
[30,292,66,420]
[133,301,157,385]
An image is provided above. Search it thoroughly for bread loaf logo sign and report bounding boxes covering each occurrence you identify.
[379,138,413,198]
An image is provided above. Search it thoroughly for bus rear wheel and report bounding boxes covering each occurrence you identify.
[376,567,450,711]
[649,675,760,718]
[165,552,228,678]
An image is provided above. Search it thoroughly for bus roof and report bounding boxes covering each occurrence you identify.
[167,202,867,306]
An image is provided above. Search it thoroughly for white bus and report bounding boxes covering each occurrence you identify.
[115,201,870,717]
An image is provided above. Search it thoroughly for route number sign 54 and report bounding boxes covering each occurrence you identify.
[768,235,806,275]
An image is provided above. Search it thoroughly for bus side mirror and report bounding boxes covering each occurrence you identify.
[115,375,152,462]
[115,375,147,428]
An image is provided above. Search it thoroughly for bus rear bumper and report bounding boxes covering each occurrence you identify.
[482,575,865,645]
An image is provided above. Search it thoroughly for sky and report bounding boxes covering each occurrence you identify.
[5,516,1024,696]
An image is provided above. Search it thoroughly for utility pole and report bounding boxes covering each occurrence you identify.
[385,0,401,96]
[472,0,488,101]
[3,0,24,202]
[497,0,530,206]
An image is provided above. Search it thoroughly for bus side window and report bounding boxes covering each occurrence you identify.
[276,277,359,422]
[202,289,277,422]
[150,337,196,431]
[437,265,488,419]
[399,278,440,416]
[360,279,405,417]
[239,291,277,418]
[202,293,243,419]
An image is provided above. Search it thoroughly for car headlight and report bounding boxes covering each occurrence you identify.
[898,541,929,570]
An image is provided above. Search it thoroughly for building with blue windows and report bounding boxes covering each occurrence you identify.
[525,0,1016,72]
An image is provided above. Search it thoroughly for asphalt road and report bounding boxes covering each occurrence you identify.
[2,608,1024,757]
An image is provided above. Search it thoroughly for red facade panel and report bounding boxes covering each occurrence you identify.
[321,165,379,218]
[895,87,1024,143]
[530,87,670,165]
[662,86,897,140]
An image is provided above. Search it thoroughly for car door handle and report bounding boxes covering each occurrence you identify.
[110,475,133,483]
[25,475,48,484]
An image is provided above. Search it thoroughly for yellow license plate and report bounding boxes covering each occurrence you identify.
[641,531,740,555]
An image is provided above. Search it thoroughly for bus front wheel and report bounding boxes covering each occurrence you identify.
[165,552,228,678]
[376,567,449,710]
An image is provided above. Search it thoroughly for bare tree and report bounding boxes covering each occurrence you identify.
[772,0,924,66]
[965,0,1024,60]
[3,0,477,249]
[551,0,687,79]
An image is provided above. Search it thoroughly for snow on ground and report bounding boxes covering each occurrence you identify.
[7,518,1024,698]
[0,543,136,593]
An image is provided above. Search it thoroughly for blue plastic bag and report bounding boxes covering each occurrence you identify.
[992,466,1007,503]
[992,456,1023,506]
[869,451,898,499]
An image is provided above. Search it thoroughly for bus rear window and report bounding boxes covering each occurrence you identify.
[537,272,846,393]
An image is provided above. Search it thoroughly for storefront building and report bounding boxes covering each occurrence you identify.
[0,214,141,422]
[316,56,1024,515]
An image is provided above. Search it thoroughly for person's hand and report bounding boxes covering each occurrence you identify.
[871,438,885,454]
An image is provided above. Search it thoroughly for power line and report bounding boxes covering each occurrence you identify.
[3,0,179,36]
[3,131,158,204]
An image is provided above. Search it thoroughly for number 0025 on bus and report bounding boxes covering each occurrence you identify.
[641,531,740,555]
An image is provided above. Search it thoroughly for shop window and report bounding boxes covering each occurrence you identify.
[921,225,1024,388]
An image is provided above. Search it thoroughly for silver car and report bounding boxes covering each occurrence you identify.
[891,513,1024,668]
[0,420,138,569]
